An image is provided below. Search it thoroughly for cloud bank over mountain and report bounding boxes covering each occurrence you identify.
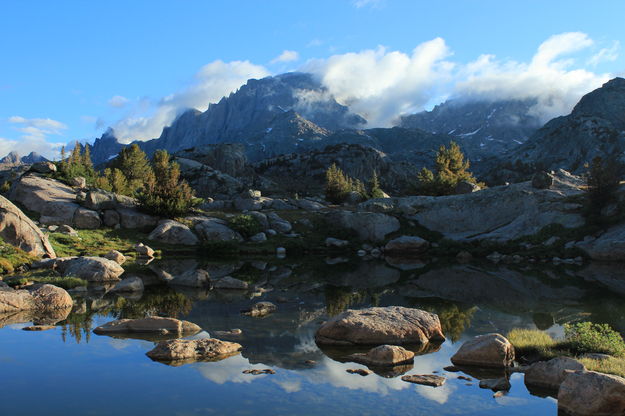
[105,32,617,143]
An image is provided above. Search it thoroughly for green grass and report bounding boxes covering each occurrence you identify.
[508,324,625,378]
[47,228,186,258]
[507,328,560,358]
[0,237,36,274]
[4,275,87,289]
[579,357,625,378]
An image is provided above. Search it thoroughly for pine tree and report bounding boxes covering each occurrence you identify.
[369,171,385,198]
[325,163,351,204]
[417,141,479,196]
[111,144,152,192]
[138,150,195,217]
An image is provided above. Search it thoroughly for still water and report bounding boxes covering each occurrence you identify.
[1,257,624,416]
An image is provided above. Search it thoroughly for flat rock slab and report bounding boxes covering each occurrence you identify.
[348,345,415,366]
[93,317,201,337]
[146,338,242,364]
[315,306,445,346]
[22,325,56,331]
[401,374,446,387]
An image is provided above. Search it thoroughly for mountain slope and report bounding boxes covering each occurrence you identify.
[490,77,625,183]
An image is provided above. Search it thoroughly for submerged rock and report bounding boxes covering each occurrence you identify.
[93,317,201,336]
[479,377,511,392]
[146,338,242,364]
[558,370,625,416]
[315,306,445,346]
[242,301,276,317]
[213,276,249,290]
[347,345,415,366]
[450,333,515,368]
[401,374,446,387]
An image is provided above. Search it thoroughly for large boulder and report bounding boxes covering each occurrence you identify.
[9,175,79,225]
[450,333,515,368]
[94,317,201,336]
[348,345,415,366]
[328,211,400,242]
[117,208,158,229]
[29,161,57,174]
[110,276,144,293]
[0,284,72,313]
[42,256,125,282]
[82,189,117,211]
[0,195,55,258]
[194,218,243,242]
[146,338,242,363]
[148,220,199,246]
[524,357,586,391]
[315,306,445,346]
[267,212,292,233]
[73,208,101,229]
[384,235,430,254]
[558,370,625,416]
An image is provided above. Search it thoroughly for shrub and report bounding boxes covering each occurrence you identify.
[563,322,625,357]
[0,180,10,194]
[228,214,262,238]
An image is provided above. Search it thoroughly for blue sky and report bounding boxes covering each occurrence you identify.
[1,0,624,158]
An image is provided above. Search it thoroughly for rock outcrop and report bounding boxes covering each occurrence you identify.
[315,306,445,346]
[348,345,415,366]
[328,211,400,242]
[33,256,125,282]
[450,333,515,368]
[359,169,585,242]
[0,195,55,258]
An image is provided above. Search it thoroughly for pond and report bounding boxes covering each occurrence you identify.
[1,256,624,416]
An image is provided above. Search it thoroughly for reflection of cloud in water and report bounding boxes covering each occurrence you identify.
[107,338,136,350]
[294,332,318,353]
[274,378,302,393]
[196,354,270,384]
[414,383,455,405]
[7,323,28,330]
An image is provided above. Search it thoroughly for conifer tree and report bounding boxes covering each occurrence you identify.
[417,141,480,196]
[369,171,385,198]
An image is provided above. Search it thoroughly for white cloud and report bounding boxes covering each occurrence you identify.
[588,40,620,67]
[112,60,270,142]
[271,50,300,64]
[108,95,129,108]
[455,32,612,122]
[0,116,68,159]
[303,38,454,126]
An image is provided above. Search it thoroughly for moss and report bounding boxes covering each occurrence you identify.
[4,275,87,289]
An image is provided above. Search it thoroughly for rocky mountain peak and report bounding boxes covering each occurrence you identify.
[570,77,625,129]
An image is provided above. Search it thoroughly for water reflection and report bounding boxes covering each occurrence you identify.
[2,257,624,415]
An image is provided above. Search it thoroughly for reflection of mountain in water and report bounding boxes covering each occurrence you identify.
[47,258,625,366]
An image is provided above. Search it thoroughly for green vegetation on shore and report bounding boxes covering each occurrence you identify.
[507,323,625,378]
[4,275,86,289]
[0,237,36,274]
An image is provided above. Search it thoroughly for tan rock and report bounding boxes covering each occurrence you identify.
[0,195,56,258]
[558,370,625,416]
[450,333,515,368]
[146,338,242,363]
[103,250,126,265]
[0,284,72,314]
[315,306,445,346]
[401,374,446,387]
[93,316,201,336]
[242,301,276,317]
[348,345,415,366]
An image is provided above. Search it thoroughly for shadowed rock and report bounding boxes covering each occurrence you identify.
[558,370,625,416]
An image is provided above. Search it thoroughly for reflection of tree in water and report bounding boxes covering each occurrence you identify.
[110,290,192,320]
[408,298,477,343]
[58,288,192,344]
[324,286,369,316]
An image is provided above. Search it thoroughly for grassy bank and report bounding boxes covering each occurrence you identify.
[507,324,625,378]
[0,237,36,274]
